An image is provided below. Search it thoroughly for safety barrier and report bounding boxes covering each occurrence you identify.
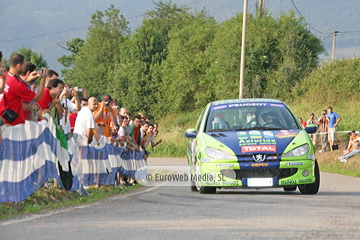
[0,117,147,203]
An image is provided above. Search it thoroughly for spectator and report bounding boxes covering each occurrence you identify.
[317,110,330,153]
[140,121,150,148]
[0,53,48,125]
[343,131,359,154]
[37,78,65,123]
[74,97,98,144]
[121,115,131,139]
[119,107,128,116]
[152,129,162,147]
[93,95,116,137]
[59,84,81,134]
[307,113,318,146]
[129,114,142,152]
[144,123,162,149]
[35,69,58,92]
[19,62,43,121]
[69,97,88,133]
[0,51,5,143]
[338,141,360,163]
[0,51,7,94]
[298,117,307,128]
[327,106,341,150]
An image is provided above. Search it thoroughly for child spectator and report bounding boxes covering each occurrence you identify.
[298,117,307,128]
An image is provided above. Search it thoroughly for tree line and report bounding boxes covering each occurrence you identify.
[58,1,324,119]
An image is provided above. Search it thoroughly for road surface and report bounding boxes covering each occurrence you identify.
[1,157,360,239]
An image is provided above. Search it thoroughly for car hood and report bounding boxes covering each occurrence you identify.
[204,129,302,155]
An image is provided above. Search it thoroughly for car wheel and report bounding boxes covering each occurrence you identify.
[190,176,198,192]
[194,162,216,194]
[299,161,320,194]
[283,186,297,191]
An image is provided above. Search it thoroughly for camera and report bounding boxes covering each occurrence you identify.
[104,102,109,106]
[0,69,4,75]
[74,87,83,92]
[321,113,326,115]
[38,68,43,75]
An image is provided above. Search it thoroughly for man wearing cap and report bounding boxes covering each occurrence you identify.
[93,95,116,137]
[307,113,318,146]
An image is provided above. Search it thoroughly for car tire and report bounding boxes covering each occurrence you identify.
[194,162,216,194]
[283,186,297,191]
[190,179,198,192]
[299,161,320,195]
[199,186,217,194]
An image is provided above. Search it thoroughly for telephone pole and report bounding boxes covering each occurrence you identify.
[239,0,248,99]
[260,0,265,16]
[331,30,339,60]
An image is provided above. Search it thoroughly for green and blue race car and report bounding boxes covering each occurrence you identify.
[185,98,320,194]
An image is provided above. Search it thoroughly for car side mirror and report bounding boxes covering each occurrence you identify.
[185,128,197,138]
[305,124,317,134]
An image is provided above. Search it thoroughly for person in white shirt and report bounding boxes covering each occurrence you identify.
[74,97,98,143]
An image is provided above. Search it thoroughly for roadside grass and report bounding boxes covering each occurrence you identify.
[0,184,142,220]
[151,111,200,158]
[318,155,360,178]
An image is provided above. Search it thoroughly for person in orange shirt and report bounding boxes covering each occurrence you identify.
[93,95,116,138]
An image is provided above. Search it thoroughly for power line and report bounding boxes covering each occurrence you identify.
[0,0,203,44]
[321,33,333,43]
[0,27,88,43]
[290,0,331,35]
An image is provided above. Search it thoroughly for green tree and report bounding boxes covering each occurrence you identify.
[13,47,48,69]
[113,1,196,116]
[63,5,129,98]
[264,11,324,99]
[157,12,217,113]
[58,38,85,68]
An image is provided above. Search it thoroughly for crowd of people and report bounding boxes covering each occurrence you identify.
[0,52,162,186]
[299,107,360,162]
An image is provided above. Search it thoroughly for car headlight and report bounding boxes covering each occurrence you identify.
[283,144,309,157]
[205,147,237,160]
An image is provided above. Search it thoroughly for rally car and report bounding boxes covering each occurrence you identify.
[185,98,319,194]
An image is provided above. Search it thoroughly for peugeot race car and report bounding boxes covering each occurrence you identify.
[185,99,319,194]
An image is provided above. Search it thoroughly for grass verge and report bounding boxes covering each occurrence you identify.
[0,184,143,220]
[318,155,360,178]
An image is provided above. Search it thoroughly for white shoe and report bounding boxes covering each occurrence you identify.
[319,150,325,153]
[339,157,347,162]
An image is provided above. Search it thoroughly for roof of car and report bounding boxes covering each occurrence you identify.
[210,98,284,106]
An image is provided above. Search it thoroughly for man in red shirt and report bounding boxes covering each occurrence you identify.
[0,53,48,125]
[37,78,65,120]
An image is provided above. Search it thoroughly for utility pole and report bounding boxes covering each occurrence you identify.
[331,30,339,60]
[260,0,265,16]
[239,0,248,99]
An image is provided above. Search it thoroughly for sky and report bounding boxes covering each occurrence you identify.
[0,0,359,72]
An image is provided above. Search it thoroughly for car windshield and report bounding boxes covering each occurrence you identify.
[205,102,300,132]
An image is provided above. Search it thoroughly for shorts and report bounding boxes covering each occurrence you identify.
[328,127,336,141]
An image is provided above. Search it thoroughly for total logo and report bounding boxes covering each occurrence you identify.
[241,145,277,153]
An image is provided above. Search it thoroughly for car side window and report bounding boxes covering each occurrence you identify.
[195,107,207,132]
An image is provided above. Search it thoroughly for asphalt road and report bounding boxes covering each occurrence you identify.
[1,157,360,239]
